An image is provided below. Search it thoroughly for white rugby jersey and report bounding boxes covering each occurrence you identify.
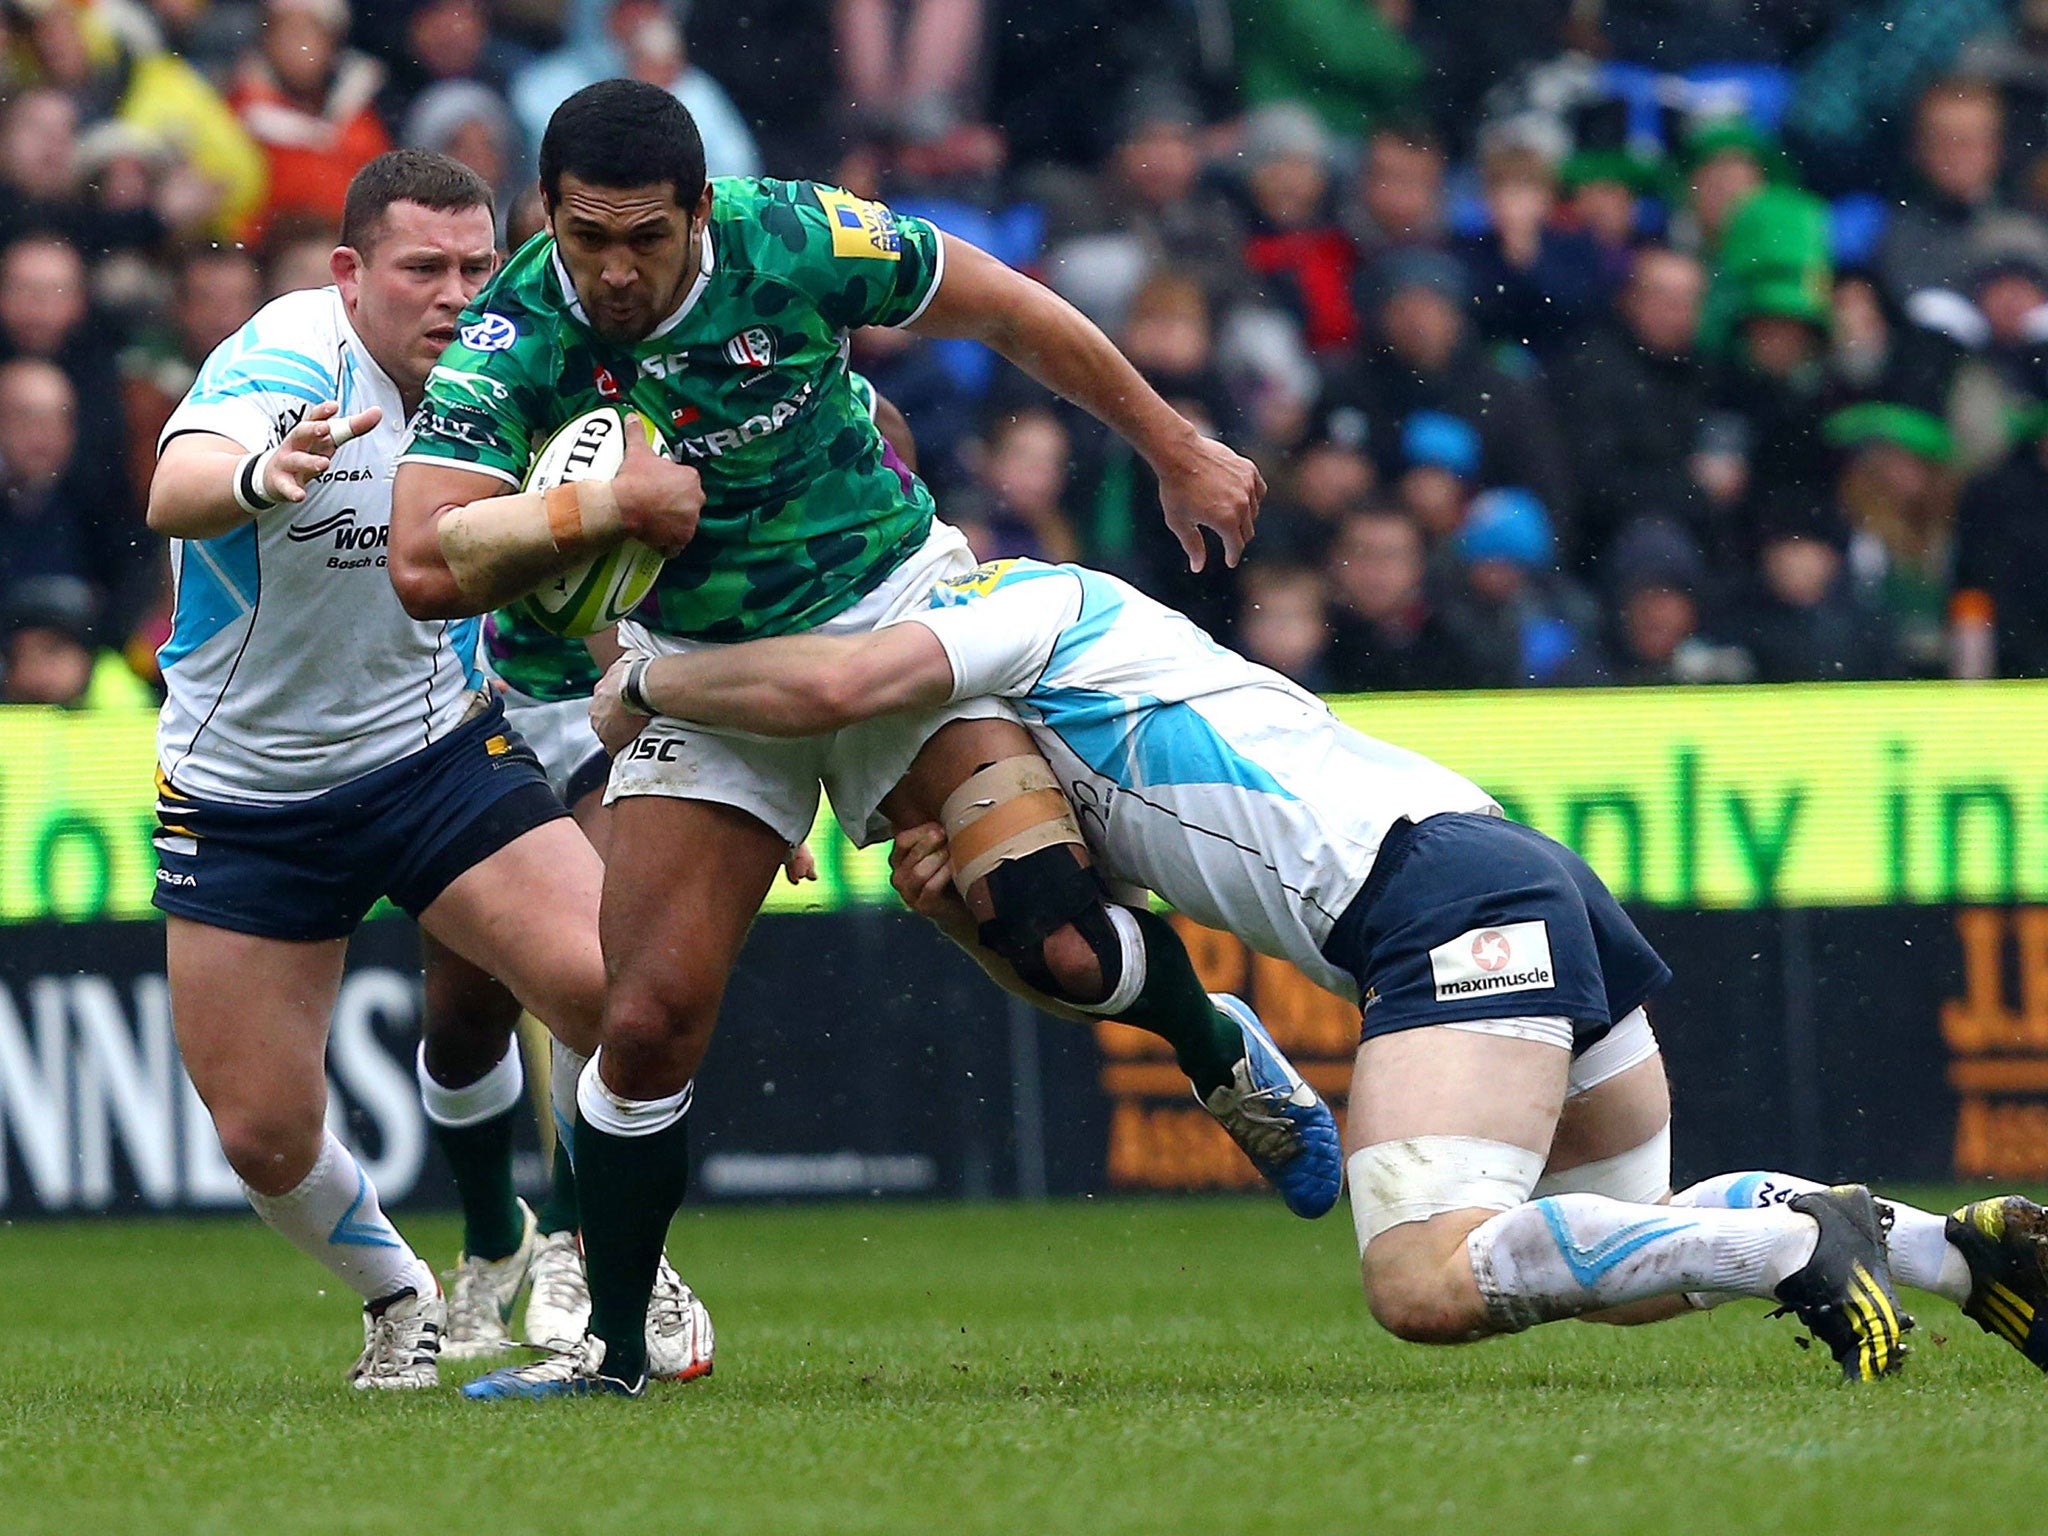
[901,559,1500,999]
[155,287,482,802]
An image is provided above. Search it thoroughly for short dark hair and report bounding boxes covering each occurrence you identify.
[339,149,495,253]
[539,80,706,210]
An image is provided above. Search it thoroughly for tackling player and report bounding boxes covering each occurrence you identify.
[146,150,709,1390]
[587,554,2048,1383]
[388,81,1327,1399]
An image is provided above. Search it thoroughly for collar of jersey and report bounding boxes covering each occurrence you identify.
[548,225,716,341]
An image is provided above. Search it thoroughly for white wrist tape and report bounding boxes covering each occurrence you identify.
[232,447,281,516]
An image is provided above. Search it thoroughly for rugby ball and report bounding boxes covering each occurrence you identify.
[520,406,669,637]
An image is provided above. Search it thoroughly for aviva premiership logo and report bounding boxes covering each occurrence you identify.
[934,560,1016,605]
[724,327,775,368]
[815,187,901,261]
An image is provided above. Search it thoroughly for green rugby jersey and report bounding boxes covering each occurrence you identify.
[481,370,894,702]
[400,176,944,644]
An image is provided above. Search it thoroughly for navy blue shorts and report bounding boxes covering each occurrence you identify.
[1320,812,1671,1050]
[152,702,568,942]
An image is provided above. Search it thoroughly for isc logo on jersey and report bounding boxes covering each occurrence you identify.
[815,188,901,260]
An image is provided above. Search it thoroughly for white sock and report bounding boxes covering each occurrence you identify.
[1672,1169,1970,1305]
[576,1050,692,1137]
[551,1039,590,1155]
[242,1130,435,1305]
[415,1038,524,1128]
[1466,1193,1818,1331]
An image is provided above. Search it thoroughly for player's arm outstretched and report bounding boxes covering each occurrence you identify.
[149,401,382,539]
[588,623,951,754]
[389,424,704,618]
[910,237,1265,571]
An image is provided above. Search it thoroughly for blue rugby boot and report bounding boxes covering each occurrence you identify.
[462,1336,644,1400]
[1946,1195,2048,1373]
[1200,993,1343,1218]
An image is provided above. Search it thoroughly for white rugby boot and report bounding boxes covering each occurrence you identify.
[523,1229,592,1350]
[349,1286,444,1391]
[440,1200,538,1359]
[645,1255,715,1382]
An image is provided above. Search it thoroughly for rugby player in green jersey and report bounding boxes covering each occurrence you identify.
[390,80,1327,1399]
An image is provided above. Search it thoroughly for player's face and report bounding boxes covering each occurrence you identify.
[336,200,499,398]
[548,175,707,343]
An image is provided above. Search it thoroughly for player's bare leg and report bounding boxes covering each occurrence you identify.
[533,795,782,1392]
[1343,1025,1909,1378]
[880,718,1340,1215]
[168,918,442,1387]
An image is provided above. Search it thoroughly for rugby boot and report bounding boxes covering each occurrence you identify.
[644,1255,715,1382]
[1946,1196,2048,1372]
[441,1200,537,1359]
[523,1229,592,1350]
[1772,1185,1911,1381]
[462,1335,643,1400]
[1201,993,1343,1218]
[349,1286,444,1391]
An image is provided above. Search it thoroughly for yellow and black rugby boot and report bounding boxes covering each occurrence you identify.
[1771,1185,1911,1381]
[1946,1196,2048,1372]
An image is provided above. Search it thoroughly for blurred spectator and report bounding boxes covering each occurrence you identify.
[953,407,1081,565]
[1326,247,1574,533]
[145,0,261,82]
[380,0,521,133]
[1824,400,1958,674]
[1669,119,1784,263]
[512,0,761,178]
[1036,86,1249,329]
[12,0,266,240]
[1233,103,1359,353]
[683,0,839,175]
[0,88,162,255]
[1953,396,2048,677]
[260,210,338,293]
[1235,561,1333,690]
[1441,487,1602,685]
[1559,149,1662,288]
[403,81,522,225]
[1877,77,2015,305]
[0,235,133,532]
[1233,0,1422,139]
[1604,517,1749,685]
[1392,407,1478,547]
[122,243,261,506]
[0,359,91,590]
[834,0,981,147]
[1323,504,1490,691]
[0,574,153,707]
[849,323,973,497]
[1266,401,1376,560]
[1346,121,1447,258]
[1556,246,1714,570]
[1458,139,1607,356]
[980,1,1190,172]
[1732,496,1898,682]
[231,0,392,233]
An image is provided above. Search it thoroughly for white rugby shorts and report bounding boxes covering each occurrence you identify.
[606,520,1013,845]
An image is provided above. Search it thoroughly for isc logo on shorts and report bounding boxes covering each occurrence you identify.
[1428,920,1554,1002]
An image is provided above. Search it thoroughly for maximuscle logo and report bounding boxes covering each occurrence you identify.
[1428,921,1554,1001]
[6,682,2048,922]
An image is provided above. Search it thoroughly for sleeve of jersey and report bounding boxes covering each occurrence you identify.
[160,327,339,455]
[395,332,541,487]
[780,181,945,332]
[895,573,1080,703]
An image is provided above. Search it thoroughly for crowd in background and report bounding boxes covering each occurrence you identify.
[5,0,2048,707]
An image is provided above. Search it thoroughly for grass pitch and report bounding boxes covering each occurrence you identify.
[3,1193,2040,1536]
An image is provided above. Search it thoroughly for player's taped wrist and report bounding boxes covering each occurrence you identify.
[619,657,656,716]
[232,448,281,516]
[437,480,625,596]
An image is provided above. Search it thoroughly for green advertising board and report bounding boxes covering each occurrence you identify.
[3,681,2045,922]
